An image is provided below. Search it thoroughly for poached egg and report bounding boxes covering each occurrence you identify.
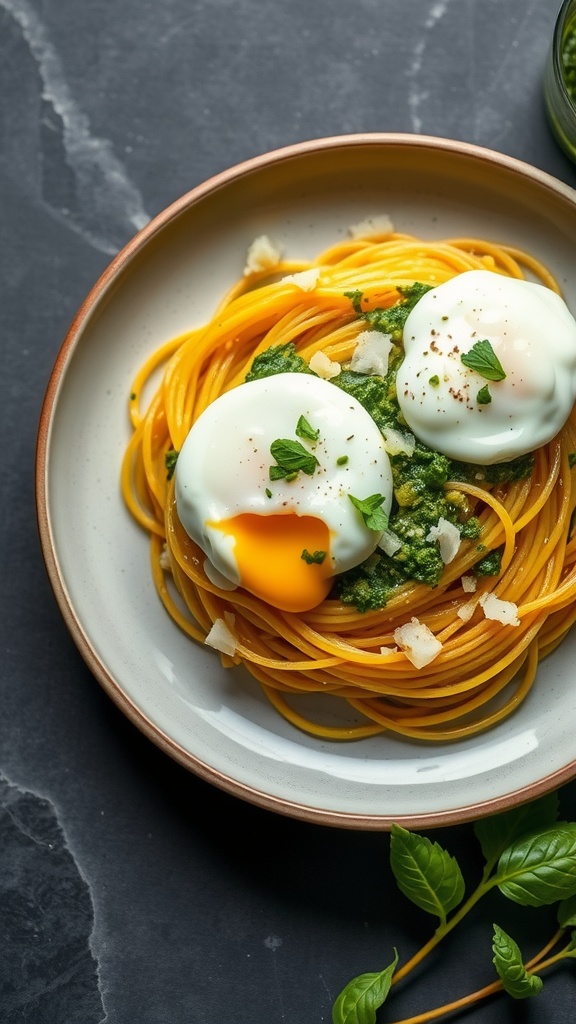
[397,270,576,464]
[175,373,393,612]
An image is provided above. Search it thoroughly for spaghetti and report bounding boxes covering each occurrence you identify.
[121,231,576,742]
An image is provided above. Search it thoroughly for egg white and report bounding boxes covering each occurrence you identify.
[175,373,393,590]
[397,270,576,464]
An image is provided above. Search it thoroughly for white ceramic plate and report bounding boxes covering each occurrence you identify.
[37,134,576,829]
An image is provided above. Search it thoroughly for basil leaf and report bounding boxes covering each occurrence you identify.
[390,825,465,920]
[348,493,389,532]
[332,951,398,1024]
[270,438,319,477]
[474,792,559,868]
[461,339,507,381]
[301,549,326,564]
[492,924,543,999]
[295,414,320,443]
[476,384,492,405]
[494,824,576,906]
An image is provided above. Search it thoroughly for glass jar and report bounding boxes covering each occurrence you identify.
[544,0,576,163]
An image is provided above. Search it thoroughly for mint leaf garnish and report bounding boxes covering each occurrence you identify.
[461,339,507,381]
[477,384,492,404]
[301,549,326,564]
[348,493,388,532]
[269,438,319,480]
[295,415,320,443]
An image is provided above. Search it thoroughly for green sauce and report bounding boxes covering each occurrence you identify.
[244,289,533,613]
[563,18,576,103]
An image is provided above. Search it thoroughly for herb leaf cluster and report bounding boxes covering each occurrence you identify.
[332,791,576,1024]
[244,283,533,612]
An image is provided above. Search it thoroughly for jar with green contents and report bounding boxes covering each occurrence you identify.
[544,0,576,163]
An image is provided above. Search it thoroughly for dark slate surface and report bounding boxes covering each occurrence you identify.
[2,0,576,1021]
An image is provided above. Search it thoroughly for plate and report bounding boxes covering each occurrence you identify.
[36,133,576,830]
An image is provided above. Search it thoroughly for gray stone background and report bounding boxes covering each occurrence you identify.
[2,0,576,1021]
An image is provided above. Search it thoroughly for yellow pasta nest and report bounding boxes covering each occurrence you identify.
[121,232,576,742]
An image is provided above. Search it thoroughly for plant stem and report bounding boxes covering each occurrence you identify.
[525,927,566,968]
[392,880,491,984]
[385,977,505,1024]
[386,927,568,1024]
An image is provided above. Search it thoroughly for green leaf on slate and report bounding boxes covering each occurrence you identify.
[390,824,465,921]
[332,950,399,1024]
[492,924,544,999]
[474,792,560,868]
[494,824,576,907]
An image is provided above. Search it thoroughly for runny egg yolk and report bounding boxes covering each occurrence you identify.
[208,512,333,612]
[174,373,394,612]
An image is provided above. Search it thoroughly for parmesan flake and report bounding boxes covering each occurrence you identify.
[382,427,416,457]
[348,214,394,239]
[350,330,393,377]
[309,350,341,379]
[393,617,443,669]
[457,599,477,622]
[479,592,520,626]
[159,544,172,572]
[378,528,402,557]
[461,575,477,593]
[281,268,320,291]
[243,235,282,275]
[426,517,461,564]
[204,615,238,656]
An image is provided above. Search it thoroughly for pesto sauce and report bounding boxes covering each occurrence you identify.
[244,289,533,613]
[563,18,576,103]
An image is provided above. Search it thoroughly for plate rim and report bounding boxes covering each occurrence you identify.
[35,131,576,830]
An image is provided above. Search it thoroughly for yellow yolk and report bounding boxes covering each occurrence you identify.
[175,374,394,611]
[209,512,333,612]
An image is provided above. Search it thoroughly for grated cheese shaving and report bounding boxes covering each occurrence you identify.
[205,614,238,656]
[378,528,402,556]
[479,592,520,626]
[393,617,443,669]
[426,517,461,564]
[457,599,477,622]
[309,350,341,379]
[243,235,282,275]
[350,330,393,377]
[159,544,172,572]
[461,575,477,593]
[382,427,416,457]
[348,214,394,238]
[281,268,320,291]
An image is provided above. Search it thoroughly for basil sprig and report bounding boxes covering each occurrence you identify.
[476,384,492,405]
[348,493,388,532]
[269,438,319,481]
[461,338,507,381]
[331,791,576,1024]
[270,415,320,481]
[295,414,320,443]
[301,549,326,564]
